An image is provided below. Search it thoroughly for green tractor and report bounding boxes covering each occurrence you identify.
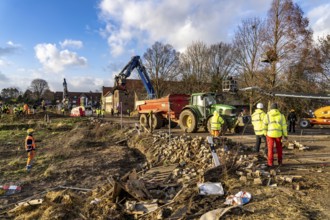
[178,92,238,133]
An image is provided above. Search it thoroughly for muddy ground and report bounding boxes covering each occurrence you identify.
[0,113,330,219]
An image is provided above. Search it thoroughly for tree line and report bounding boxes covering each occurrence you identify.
[142,0,330,116]
[0,79,52,105]
[2,0,329,116]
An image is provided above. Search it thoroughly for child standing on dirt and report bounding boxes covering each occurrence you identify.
[25,128,36,172]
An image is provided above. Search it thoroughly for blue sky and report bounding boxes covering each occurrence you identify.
[0,0,329,93]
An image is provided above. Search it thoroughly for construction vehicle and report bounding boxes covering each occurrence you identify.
[137,94,190,129]
[223,77,330,128]
[178,92,238,133]
[137,92,238,133]
[114,55,156,99]
[299,106,330,128]
[115,56,238,133]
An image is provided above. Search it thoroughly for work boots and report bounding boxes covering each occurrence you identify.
[26,165,32,172]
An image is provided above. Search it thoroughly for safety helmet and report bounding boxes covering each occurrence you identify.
[213,110,219,116]
[290,109,295,112]
[256,103,264,109]
[27,128,34,134]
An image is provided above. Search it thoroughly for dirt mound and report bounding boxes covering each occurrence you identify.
[1,118,330,219]
[11,190,83,220]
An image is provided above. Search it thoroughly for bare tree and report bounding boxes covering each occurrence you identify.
[264,0,312,92]
[207,42,236,92]
[29,78,49,100]
[318,35,330,85]
[233,17,266,111]
[180,41,210,93]
[143,42,180,97]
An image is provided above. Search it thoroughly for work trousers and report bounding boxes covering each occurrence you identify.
[255,135,267,155]
[288,121,296,133]
[266,136,283,166]
[211,130,220,137]
[27,150,35,166]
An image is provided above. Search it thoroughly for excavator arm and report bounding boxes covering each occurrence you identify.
[114,56,156,99]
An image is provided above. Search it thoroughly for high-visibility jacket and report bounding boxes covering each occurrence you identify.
[211,112,224,130]
[263,109,288,138]
[251,109,266,135]
[25,135,36,151]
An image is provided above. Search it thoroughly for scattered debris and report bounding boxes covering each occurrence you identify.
[198,182,224,195]
[286,140,310,150]
[224,191,252,206]
[0,184,21,196]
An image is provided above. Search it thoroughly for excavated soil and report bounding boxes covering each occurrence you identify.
[0,113,329,219]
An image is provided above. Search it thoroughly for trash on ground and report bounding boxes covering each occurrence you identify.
[224,191,252,206]
[198,182,224,195]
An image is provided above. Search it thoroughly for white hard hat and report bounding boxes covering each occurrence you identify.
[256,103,264,109]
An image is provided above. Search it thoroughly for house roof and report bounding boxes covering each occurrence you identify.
[54,91,102,100]
[102,86,113,96]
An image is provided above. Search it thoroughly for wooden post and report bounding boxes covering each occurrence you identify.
[120,102,123,130]
[168,102,171,142]
[149,111,153,134]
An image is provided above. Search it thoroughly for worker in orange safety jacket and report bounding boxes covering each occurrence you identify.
[210,110,224,137]
[23,103,29,115]
[263,103,288,167]
[25,128,36,172]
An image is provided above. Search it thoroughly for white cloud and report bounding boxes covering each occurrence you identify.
[0,59,10,67]
[308,3,330,40]
[34,43,87,73]
[60,39,83,49]
[98,0,271,55]
[6,41,20,47]
[0,41,21,56]
[68,76,106,91]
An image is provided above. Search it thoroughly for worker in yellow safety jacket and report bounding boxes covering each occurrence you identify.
[263,103,288,167]
[251,103,267,156]
[25,128,36,172]
[210,110,224,137]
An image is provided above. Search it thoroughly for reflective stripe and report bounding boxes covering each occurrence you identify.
[211,115,224,130]
[252,110,265,135]
[264,112,287,137]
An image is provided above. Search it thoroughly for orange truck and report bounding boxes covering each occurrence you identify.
[299,106,330,128]
[136,94,190,129]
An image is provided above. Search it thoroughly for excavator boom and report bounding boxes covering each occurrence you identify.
[114,56,155,99]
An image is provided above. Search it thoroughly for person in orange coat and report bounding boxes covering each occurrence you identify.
[23,103,29,115]
[25,128,36,172]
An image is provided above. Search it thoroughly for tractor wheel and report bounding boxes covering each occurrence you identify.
[179,110,198,133]
[205,117,212,134]
[139,114,149,128]
[299,119,311,128]
[150,113,163,129]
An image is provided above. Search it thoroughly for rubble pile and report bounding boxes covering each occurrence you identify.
[3,124,315,219]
